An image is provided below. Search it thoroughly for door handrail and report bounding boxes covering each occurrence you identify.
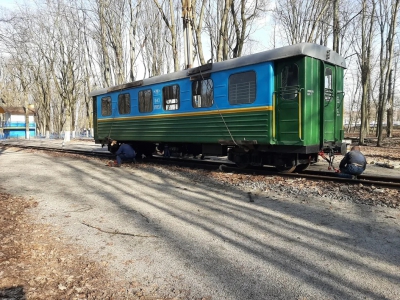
[272,92,276,139]
[298,88,304,141]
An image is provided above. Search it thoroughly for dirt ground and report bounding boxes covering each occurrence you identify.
[0,148,186,300]
[344,130,400,161]
[0,191,149,300]
[1,133,400,300]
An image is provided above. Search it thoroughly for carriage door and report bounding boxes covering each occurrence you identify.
[275,59,302,144]
[322,64,336,142]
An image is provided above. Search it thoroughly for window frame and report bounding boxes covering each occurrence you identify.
[228,71,256,105]
[101,96,112,116]
[138,89,153,113]
[324,67,334,102]
[118,93,131,115]
[162,84,180,111]
[281,64,299,100]
[192,78,214,108]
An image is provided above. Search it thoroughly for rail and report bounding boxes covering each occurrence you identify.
[1,142,399,189]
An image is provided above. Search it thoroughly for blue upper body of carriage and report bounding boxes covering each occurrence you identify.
[95,62,275,121]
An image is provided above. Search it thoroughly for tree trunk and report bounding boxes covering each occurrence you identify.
[216,0,232,62]
[129,0,140,81]
[192,0,207,65]
[98,0,112,86]
[64,105,71,142]
[24,97,30,140]
[359,0,375,145]
[153,0,180,72]
[376,0,399,146]
[386,68,393,137]
[332,0,339,52]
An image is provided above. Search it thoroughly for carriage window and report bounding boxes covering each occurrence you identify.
[228,71,256,105]
[139,89,153,113]
[101,97,112,116]
[281,64,299,100]
[118,93,130,115]
[192,79,214,108]
[325,68,333,101]
[163,84,180,111]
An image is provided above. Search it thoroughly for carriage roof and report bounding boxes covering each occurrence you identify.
[90,43,346,97]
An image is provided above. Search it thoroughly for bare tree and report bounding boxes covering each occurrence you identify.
[376,0,400,146]
[215,0,233,61]
[101,0,129,84]
[192,0,207,65]
[96,0,112,86]
[202,0,268,62]
[345,73,361,133]
[358,0,376,144]
[140,2,166,76]
[153,0,180,71]
[387,52,399,137]
[0,6,35,139]
[9,58,32,139]
[273,0,331,45]
[332,0,339,52]
[230,0,267,58]
[41,0,86,141]
[129,0,142,81]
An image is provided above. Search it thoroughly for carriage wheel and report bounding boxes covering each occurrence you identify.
[294,163,310,172]
[275,164,296,173]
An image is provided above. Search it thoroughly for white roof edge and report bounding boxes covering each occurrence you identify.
[89,87,108,97]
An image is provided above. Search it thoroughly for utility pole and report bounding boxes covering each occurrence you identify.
[182,0,193,69]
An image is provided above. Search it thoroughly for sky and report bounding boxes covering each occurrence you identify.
[0,0,17,8]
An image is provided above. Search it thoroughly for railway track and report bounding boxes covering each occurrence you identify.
[0,143,114,159]
[2,142,400,189]
[303,169,400,187]
[215,164,400,189]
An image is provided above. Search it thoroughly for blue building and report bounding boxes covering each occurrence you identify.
[0,106,36,139]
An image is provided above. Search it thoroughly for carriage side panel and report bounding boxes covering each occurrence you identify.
[95,62,274,146]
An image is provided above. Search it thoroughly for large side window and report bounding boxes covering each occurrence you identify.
[138,89,153,113]
[228,71,256,105]
[101,96,112,116]
[324,68,333,101]
[281,64,299,100]
[118,93,131,114]
[192,79,214,108]
[163,84,180,111]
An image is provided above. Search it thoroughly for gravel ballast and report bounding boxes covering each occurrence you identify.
[1,145,400,300]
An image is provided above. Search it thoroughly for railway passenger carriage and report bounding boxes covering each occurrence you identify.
[90,43,347,172]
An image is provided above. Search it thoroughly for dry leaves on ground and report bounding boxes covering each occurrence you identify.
[0,190,162,300]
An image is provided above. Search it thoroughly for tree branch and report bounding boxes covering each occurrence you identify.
[81,221,158,238]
